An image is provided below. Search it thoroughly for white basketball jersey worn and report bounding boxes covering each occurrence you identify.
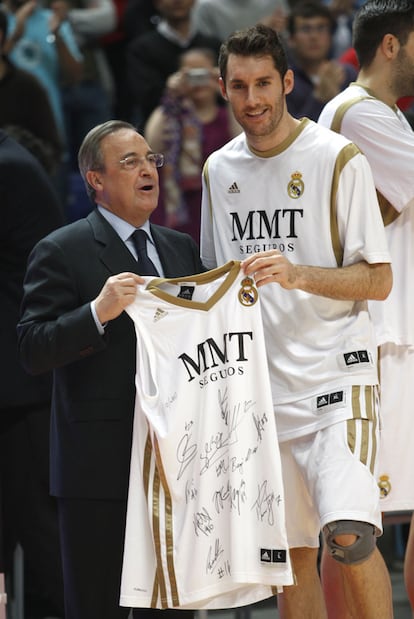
[120,261,293,610]
[200,119,390,441]
[319,86,414,511]
[319,82,414,347]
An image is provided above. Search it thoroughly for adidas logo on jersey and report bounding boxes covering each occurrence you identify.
[344,350,370,366]
[316,390,344,409]
[228,182,240,194]
[260,548,287,563]
[153,307,168,322]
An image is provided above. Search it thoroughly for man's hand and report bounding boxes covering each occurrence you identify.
[4,0,36,52]
[48,0,69,36]
[94,272,145,323]
[242,250,298,289]
[314,61,346,102]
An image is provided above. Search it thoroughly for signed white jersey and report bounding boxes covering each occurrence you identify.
[200,119,390,440]
[120,261,293,610]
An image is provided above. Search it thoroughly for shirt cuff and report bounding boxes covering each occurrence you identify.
[90,300,106,334]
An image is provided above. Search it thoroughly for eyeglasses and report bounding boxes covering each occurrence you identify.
[119,153,164,171]
[295,24,331,35]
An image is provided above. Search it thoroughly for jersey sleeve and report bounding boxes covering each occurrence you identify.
[337,150,391,267]
[341,100,414,213]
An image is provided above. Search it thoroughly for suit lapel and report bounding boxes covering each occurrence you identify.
[87,211,200,279]
[151,225,188,278]
[87,209,141,275]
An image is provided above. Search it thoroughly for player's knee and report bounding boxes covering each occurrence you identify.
[322,520,376,565]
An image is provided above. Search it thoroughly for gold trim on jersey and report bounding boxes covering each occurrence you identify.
[376,191,399,226]
[330,95,373,134]
[329,92,400,227]
[154,436,180,608]
[145,432,181,608]
[152,460,169,606]
[202,157,214,220]
[249,118,310,159]
[145,260,242,311]
[330,143,361,266]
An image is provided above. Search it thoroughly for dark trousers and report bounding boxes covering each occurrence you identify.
[57,497,194,619]
[0,404,64,616]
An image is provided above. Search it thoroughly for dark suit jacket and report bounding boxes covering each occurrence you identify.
[0,129,64,409]
[17,208,205,500]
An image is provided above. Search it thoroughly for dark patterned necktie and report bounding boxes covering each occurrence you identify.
[131,229,159,276]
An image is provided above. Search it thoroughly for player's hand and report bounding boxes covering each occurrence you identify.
[242,250,298,289]
[94,272,145,323]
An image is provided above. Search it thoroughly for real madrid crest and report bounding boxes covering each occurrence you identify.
[287,171,304,199]
[378,474,391,498]
[238,277,258,307]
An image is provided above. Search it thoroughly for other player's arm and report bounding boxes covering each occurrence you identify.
[242,250,392,301]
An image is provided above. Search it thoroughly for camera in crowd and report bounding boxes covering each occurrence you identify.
[186,68,211,86]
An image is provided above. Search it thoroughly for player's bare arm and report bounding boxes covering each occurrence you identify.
[95,272,145,323]
[242,249,392,301]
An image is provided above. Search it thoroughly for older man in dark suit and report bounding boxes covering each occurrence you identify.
[17,120,204,619]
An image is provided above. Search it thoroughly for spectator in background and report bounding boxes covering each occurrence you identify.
[3,124,57,174]
[0,7,63,176]
[192,0,289,43]
[123,0,159,41]
[126,0,221,131]
[145,47,241,241]
[3,0,82,149]
[48,0,117,169]
[0,128,65,619]
[100,0,129,119]
[3,0,82,207]
[324,0,359,58]
[286,0,357,120]
[116,0,160,122]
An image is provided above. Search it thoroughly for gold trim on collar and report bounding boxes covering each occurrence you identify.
[248,118,310,158]
[145,260,241,311]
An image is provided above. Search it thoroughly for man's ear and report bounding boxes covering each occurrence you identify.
[283,68,295,96]
[381,33,400,60]
[85,170,102,191]
[219,76,228,101]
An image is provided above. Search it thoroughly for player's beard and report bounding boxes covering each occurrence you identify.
[393,45,414,98]
[241,96,286,142]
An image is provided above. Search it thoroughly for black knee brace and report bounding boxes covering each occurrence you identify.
[323,520,376,565]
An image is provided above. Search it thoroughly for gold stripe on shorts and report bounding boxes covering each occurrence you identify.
[347,385,378,474]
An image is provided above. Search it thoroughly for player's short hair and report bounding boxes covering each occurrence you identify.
[353,0,414,68]
[219,24,288,84]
